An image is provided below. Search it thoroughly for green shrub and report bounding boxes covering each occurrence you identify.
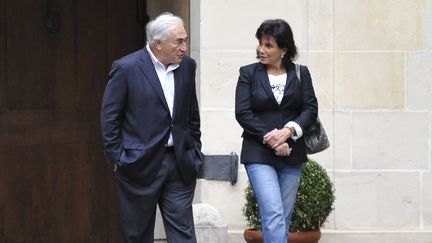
[242,159,335,232]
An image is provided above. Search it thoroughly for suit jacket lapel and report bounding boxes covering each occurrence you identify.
[139,48,170,112]
[172,65,184,119]
[280,68,298,105]
[283,69,297,93]
[255,64,279,107]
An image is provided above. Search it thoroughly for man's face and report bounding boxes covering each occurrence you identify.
[156,25,188,67]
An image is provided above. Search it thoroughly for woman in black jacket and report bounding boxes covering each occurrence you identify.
[235,19,318,243]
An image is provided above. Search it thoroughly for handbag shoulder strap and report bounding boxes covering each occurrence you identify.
[295,64,301,83]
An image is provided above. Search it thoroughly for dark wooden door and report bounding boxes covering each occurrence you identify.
[0,0,143,242]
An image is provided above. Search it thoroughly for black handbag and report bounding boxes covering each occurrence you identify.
[295,64,330,154]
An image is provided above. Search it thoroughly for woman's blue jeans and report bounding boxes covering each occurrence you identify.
[245,162,302,243]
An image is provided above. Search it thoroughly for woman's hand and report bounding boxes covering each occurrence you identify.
[263,127,293,149]
[274,142,292,156]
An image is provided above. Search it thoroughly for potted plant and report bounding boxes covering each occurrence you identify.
[243,159,335,243]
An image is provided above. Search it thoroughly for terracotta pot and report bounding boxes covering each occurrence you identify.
[243,229,263,243]
[244,229,321,243]
[289,230,321,243]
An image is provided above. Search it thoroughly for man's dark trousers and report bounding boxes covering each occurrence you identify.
[115,148,197,243]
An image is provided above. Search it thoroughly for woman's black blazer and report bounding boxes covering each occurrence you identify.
[235,62,318,165]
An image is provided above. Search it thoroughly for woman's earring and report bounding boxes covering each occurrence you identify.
[281,53,285,58]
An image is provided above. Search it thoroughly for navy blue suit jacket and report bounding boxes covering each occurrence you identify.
[235,62,317,165]
[100,48,202,185]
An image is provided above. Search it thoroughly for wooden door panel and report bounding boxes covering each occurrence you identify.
[107,0,144,62]
[1,144,92,242]
[0,0,189,242]
[0,0,114,242]
[76,0,108,116]
[6,0,77,110]
[0,124,109,242]
[0,0,5,111]
[0,115,89,145]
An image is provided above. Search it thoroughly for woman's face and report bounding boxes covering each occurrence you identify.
[257,35,286,67]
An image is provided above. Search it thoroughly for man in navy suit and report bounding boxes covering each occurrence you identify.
[100,12,202,243]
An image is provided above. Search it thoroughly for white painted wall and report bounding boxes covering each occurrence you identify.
[190,0,432,242]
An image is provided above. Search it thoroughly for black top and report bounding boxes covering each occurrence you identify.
[235,62,318,165]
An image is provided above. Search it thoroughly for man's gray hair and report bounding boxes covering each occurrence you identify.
[146,12,184,47]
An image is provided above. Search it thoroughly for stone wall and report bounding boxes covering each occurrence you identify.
[191,0,432,242]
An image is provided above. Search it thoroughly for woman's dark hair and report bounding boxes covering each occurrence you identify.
[256,19,298,68]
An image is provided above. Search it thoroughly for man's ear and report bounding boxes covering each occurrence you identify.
[154,40,163,50]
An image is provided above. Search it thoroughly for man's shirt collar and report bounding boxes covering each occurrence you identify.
[146,43,179,72]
